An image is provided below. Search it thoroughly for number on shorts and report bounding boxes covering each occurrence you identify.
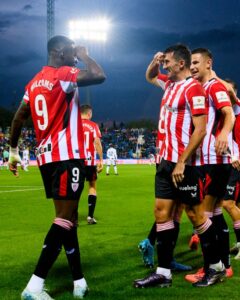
[35,95,48,130]
[72,167,80,183]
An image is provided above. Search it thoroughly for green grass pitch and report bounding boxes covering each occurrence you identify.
[0,165,239,300]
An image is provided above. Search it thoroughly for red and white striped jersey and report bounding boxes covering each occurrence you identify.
[157,75,207,165]
[23,66,86,166]
[202,79,233,164]
[82,119,101,166]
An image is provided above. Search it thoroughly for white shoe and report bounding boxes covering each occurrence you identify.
[73,283,89,299]
[234,242,240,260]
[87,217,97,225]
[21,288,54,300]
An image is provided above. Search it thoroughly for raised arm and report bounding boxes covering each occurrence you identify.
[146,52,164,87]
[75,46,106,87]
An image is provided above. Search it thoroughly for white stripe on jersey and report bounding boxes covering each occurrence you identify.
[157,78,166,90]
[58,129,69,161]
[60,80,78,93]
[70,95,80,159]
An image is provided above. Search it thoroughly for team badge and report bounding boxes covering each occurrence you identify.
[193,96,205,109]
[71,183,79,192]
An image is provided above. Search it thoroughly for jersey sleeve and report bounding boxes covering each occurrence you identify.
[186,83,208,115]
[22,82,31,105]
[58,66,80,94]
[210,81,232,110]
[157,74,168,90]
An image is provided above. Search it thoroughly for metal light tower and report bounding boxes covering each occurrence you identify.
[47,0,55,41]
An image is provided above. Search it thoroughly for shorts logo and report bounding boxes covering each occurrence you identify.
[192,96,205,109]
[216,91,228,103]
[227,185,235,195]
[71,183,79,192]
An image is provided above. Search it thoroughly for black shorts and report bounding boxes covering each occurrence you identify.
[204,164,232,199]
[85,166,97,182]
[155,159,205,205]
[224,167,240,202]
[39,159,86,200]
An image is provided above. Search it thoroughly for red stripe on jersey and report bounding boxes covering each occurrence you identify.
[59,170,68,197]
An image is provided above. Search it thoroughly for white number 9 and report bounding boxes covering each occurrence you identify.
[72,167,80,183]
[35,95,48,130]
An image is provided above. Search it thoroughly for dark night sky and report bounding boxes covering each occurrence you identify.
[1,0,240,122]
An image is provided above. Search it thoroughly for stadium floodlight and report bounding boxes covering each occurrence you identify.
[69,18,111,42]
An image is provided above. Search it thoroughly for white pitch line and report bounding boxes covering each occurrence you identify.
[0,188,44,193]
[0,186,42,188]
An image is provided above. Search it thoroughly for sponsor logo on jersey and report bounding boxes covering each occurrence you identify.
[71,183,79,192]
[216,91,229,103]
[193,96,205,109]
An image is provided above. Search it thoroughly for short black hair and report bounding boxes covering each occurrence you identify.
[47,35,74,54]
[191,48,213,59]
[80,104,92,114]
[164,44,191,68]
[224,78,238,92]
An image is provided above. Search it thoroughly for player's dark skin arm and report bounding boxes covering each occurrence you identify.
[10,103,31,147]
[75,46,106,86]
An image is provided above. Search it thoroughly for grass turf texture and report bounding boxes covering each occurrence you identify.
[0,165,239,300]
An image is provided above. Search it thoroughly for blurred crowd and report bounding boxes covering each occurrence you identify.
[0,126,157,160]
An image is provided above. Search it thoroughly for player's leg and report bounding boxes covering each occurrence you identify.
[106,159,110,175]
[22,160,87,299]
[170,202,192,271]
[223,170,240,260]
[185,203,225,287]
[113,161,118,175]
[134,160,176,288]
[87,174,98,225]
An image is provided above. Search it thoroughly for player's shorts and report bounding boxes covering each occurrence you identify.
[224,167,240,202]
[107,159,116,166]
[39,159,86,200]
[204,164,232,199]
[155,159,205,205]
[85,166,97,182]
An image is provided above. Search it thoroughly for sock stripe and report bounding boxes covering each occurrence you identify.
[213,207,222,216]
[54,218,73,230]
[205,211,213,218]
[195,218,212,235]
[234,220,240,230]
[156,220,175,232]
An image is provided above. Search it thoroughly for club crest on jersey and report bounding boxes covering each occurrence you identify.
[216,91,228,103]
[193,96,205,109]
[71,183,79,192]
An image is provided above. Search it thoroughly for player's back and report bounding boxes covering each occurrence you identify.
[24,66,85,165]
[82,119,101,166]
